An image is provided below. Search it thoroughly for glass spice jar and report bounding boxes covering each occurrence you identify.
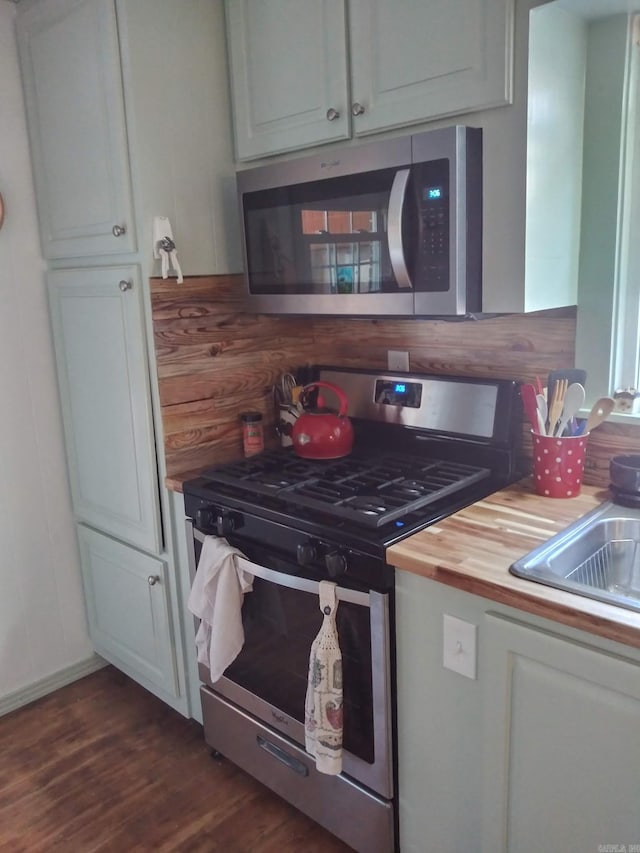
[241,411,264,457]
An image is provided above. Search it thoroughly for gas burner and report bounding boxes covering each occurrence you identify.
[261,475,296,488]
[394,483,424,497]
[346,496,392,516]
[201,449,491,528]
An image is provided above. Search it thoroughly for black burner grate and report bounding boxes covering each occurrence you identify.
[201,450,490,528]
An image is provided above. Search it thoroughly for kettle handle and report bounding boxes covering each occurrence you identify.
[301,381,349,417]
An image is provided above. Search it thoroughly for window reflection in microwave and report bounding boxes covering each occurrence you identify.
[308,238,381,294]
[301,209,378,235]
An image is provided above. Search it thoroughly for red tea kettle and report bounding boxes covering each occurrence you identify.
[291,381,354,459]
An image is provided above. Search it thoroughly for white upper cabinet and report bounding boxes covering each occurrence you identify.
[225,0,350,160]
[225,0,514,160]
[17,0,240,273]
[16,0,136,259]
[349,0,513,137]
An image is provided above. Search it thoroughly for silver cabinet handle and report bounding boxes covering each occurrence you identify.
[112,224,127,237]
[148,574,160,586]
[388,168,413,289]
[326,107,340,121]
[118,279,132,292]
[351,102,365,116]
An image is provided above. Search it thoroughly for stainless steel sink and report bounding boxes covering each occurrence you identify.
[510,501,640,612]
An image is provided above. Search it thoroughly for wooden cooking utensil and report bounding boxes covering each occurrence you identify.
[583,396,615,434]
[547,378,568,436]
[547,369,587,414]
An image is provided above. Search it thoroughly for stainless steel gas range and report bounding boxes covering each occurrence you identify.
[183,367,522,853]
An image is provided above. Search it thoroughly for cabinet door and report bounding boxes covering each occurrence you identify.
[482,613,640,853]
[225,0,350,160]
[48,266,161,553]
[349,0,514,136]
[16,0,136,258]
[77,525,178,697]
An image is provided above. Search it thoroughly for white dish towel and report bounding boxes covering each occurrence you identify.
[304,580,343,775]
[187,536,253,683]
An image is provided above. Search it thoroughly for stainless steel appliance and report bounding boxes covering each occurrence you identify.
[237,125,482,317]
[183,367,521,853]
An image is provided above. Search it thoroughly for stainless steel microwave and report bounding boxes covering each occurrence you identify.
[236,125,482,317]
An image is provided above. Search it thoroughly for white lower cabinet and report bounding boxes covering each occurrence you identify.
[48,265,189,711]
[77,525,179,701]
[395,571,640,853]
[482,613,640,853]
[47,266,161,554]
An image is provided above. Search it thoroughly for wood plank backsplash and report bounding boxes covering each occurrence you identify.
[150,275,638,486]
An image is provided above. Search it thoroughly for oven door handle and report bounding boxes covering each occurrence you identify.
[191,526,371,607]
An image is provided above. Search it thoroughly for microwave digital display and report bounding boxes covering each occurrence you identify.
[424,186,443,201]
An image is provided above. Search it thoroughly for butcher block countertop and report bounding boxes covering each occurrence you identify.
[387,480,640,649]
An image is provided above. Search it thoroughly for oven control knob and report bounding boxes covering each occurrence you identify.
[194,506,218,531]
[296,541,318,567]
[216,512,241,538]
[325,549,347,578]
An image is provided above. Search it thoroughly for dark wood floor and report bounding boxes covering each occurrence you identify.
[0,666,352,852]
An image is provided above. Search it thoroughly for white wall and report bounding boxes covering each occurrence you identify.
[0,3,94,708]
[526,4,586,309]
[575,13,631,401]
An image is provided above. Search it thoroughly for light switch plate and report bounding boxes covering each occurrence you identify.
[443,614,477,679]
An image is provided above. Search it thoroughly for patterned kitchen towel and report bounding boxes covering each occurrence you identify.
[304,580,343,775]
[187,536,253,682]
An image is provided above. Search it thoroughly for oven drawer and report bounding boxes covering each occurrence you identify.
[200,687,394,853]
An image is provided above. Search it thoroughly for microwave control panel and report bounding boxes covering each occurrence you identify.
[414,157,449,293]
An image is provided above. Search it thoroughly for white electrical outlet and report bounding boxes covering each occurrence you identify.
[387,350,409,371]
[443,614,477,679]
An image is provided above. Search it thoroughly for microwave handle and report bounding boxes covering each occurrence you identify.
[191,524,370,607]
[388,168,413,290]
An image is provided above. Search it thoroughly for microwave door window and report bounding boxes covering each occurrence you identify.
[242,168,412,296]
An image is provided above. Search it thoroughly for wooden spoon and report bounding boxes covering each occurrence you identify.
[583,396,615,434]
[547,378,568,436]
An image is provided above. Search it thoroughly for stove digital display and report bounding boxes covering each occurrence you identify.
[374,379,422,408]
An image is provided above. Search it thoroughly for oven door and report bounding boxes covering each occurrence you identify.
[187,523,394,800]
